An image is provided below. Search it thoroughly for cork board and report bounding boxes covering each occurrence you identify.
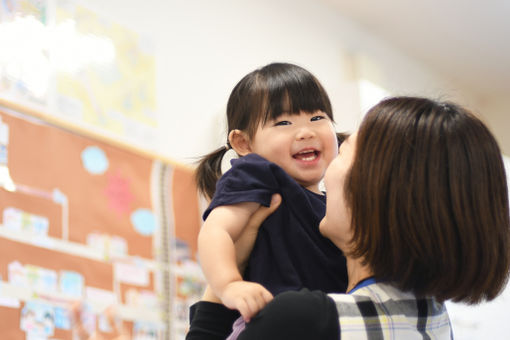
[0,108,205,339]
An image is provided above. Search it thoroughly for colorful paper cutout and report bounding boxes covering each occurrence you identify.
[81,146,109,175]
[59,270,84,298]
[114,261,149,286]
[85,286,116,306]
[105,170,133,215]
[53,306,71,330]
[133,321,160,340]
[20,301,55,337]
[25,265,58,293]
[130,208,156,236]
[86,232,128,257]
[3,207,49,236]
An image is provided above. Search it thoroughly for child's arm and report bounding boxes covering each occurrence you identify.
[200,194,282,305]
[198,202,273,321]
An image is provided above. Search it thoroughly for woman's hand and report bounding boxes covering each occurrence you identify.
[235,194,282,272]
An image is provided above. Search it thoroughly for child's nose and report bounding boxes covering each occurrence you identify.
[296,127,315,140]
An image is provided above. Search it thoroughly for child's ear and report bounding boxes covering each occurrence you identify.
[228,129,252,156]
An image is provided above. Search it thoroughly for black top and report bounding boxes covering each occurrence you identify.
[204,153,347,295]
[186,290,339,340]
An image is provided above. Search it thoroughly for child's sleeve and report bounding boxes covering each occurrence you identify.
[203,154,282,220]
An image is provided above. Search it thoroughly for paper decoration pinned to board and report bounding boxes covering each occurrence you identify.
[20,301,56,337]
[0,118,7,165]
[81,146,109,175]
[85,286,117,307]
[25,265,58,293]
[3,207,49,236]
[8,261,28,287]
[59,271,84,298]
[133,321,161,340]
[125,288,158,309]
[87,232,128,257]
[114,261,149,287]
[0,144,6,164]
[130,208,156,236]
[105,170,134,215]
[53,306,72,330]
[79,302,97,335]
[0,295,20,308]
[98,312,114,333]
[0,117,9,145]
[0,279,20,308]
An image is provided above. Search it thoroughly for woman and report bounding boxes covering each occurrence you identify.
[187,96,510,339]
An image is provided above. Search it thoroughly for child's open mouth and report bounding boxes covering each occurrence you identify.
[293,149,320,161]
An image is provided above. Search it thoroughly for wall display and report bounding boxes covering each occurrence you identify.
[0,0,157,148]
[0,107,205,339]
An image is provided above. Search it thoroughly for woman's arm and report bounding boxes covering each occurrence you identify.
[238,289,339,340]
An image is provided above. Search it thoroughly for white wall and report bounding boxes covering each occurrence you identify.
[72,0,510,337]
[478,96,510,156]
[83,0,499,164]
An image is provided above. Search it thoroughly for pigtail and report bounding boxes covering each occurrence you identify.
[195,146,230,200]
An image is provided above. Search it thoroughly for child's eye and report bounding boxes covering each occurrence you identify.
[274,120,291,126]
[311,115,326,121]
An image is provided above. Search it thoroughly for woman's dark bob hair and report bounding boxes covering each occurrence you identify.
[346,96,510,303]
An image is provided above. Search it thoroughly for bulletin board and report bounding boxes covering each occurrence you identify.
[0,106,205,339]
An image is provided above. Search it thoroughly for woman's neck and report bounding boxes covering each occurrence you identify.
[346,256,374,292]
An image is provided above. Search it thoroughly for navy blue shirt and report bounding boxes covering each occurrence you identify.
[203,153,347,295]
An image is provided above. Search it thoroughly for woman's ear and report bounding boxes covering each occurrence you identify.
[229,129,252,156]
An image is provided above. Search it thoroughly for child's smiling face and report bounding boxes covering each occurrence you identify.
[248,110,338,194]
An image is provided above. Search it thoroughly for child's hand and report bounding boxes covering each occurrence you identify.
[220,281,273,322]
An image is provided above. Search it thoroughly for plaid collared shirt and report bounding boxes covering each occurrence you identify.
[187,282,453,340]
[329,282,453,339]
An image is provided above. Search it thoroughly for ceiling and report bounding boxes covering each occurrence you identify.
[321,0,510,98]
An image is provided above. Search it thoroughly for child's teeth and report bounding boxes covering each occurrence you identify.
[299,154,316,161]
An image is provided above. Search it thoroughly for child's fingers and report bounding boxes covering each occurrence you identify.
[236,299,252,322]
[236,295,259,322]
[240,288,274,322]
[262,288,273,304]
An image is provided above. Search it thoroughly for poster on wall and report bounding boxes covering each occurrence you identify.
[0,108,205,339]
[0,0,157,149]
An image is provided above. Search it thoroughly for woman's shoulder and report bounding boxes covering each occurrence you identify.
[329,282,424,310]
[329,282,452,339]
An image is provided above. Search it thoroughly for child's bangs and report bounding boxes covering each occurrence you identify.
[262,77,333,124]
